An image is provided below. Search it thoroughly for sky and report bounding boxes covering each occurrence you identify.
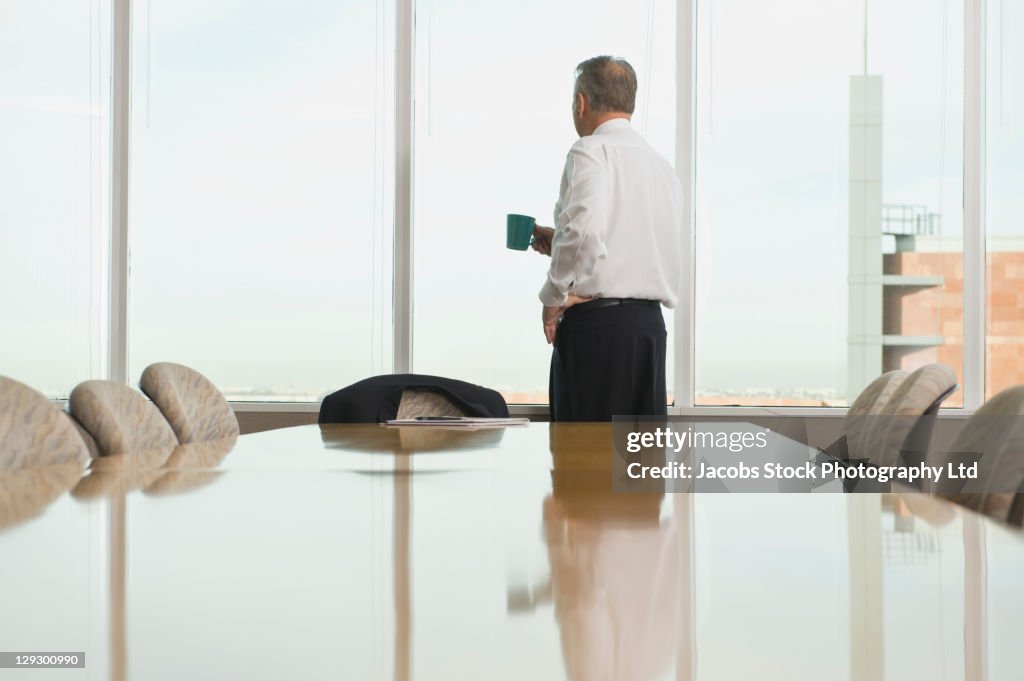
[1,0,1022,401]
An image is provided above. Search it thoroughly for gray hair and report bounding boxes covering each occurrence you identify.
[573,56,637,114]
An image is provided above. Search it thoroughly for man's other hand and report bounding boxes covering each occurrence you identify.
[542,295,592,344]
[531,225,555,256]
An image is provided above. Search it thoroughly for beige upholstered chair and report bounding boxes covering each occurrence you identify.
[844,370,909,420]
[860,364,958,469]
[0,376,88,528]
[0,375,90,470]
[835,370,909,461]
[395,389,467,419]
[935,385,1024,519]
[69,380,178,456]
[64,413,101,459]
[139,363,239,443]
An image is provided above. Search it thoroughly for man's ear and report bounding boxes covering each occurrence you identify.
[575,91,587,117]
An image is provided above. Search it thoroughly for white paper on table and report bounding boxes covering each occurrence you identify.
[384,416,530,427]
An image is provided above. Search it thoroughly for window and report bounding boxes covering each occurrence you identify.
[0,1,111,397]
[411,0,677,403]
[127,0,395,401]
[694,0,964,406]
[986,0,1024,400]
[1,0,1012,411]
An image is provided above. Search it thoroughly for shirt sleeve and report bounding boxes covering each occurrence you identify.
[538,144,608,307]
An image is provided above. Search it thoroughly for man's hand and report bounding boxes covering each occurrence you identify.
[531,225,555,256]
[543,295,592,344]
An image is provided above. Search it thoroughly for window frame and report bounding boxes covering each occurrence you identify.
[91,0,988,414]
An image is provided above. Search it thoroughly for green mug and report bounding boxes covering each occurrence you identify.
[506,214,536,251]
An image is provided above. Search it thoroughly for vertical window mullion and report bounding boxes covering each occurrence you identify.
[964,0,986,409]
[109,0,131,385]
[394,0,414,374]
[675,0,696,411]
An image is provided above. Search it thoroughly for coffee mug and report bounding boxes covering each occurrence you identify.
[506,214,536,251]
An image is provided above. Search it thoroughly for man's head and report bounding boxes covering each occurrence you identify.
[572,56,637,137]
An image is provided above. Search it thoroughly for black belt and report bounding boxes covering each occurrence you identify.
[563,297,659,317]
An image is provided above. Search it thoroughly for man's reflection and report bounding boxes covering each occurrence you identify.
[542,424,682,681]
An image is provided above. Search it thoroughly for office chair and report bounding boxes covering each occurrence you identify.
[69,380,178,456]
[825,370,909,461]
[0,375,90,470]
[0,375,89,528]
[860,363,958,471]
[139,362,239,443]
[936,385,1024,520]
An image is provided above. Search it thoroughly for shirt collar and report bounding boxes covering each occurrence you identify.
[592,118,632,135]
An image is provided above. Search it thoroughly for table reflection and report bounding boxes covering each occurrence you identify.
[321,424,505,454]
[1,423,1024,680]
[72,438,236,499]
[544,426,684,681]
[0,462,84,530]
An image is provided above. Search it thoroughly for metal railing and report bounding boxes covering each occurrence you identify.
[882,204,941,236]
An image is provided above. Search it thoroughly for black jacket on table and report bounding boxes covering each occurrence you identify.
[318,374,510,424]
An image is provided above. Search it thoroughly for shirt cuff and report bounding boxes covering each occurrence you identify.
[538,278,568,307]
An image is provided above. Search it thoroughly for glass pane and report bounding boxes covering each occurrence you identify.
[695,0,964,407]
[0,1,111,397]
[412,0,677,404]
[128,0,395,401]
[986,0,1024,401]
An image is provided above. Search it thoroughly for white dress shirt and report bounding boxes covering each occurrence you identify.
[538,118,683,308]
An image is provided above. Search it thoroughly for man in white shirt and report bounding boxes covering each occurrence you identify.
[532,56,682,421]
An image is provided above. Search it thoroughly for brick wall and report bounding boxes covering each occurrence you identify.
[884,251,1024,402]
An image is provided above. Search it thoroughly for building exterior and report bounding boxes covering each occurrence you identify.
[884,236,1024,408]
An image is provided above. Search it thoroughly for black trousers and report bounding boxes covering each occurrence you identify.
[549,300,667,421]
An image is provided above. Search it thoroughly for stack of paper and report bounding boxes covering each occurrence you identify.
[384,416,530,427]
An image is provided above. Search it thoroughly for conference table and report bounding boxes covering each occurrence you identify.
[2,422,1023,680]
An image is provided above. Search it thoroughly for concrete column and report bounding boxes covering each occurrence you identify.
[848,75,884,402]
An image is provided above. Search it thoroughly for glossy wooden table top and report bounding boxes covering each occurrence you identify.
[2,423,1022,680]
